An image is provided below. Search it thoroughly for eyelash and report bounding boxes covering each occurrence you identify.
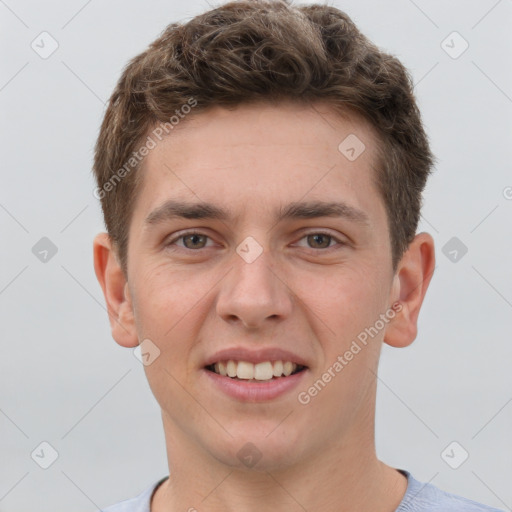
[165,230,346,252]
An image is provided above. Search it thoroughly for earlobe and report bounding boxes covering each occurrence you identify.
[93,232,139,348]
[384,232,436,348]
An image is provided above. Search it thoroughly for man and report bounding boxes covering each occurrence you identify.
[92,1,504,510]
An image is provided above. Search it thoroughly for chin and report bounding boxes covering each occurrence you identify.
[205,422,307,472]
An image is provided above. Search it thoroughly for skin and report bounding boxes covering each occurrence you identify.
[94,101,435,512]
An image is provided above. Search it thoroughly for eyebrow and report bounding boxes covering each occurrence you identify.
[144,199,370,227]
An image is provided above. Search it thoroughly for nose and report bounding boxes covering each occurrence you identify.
[215,246,293,330]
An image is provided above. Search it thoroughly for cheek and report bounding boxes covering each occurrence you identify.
[298,269,386,415]
[134,270,208,390]
[302,265,387,339]
[133,263,207,324]
[129,268,203,360]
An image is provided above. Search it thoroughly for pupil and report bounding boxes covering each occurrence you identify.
[310,234,329,248]
[186,234,204,248]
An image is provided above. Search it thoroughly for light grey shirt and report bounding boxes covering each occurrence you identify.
[100,469,505,511]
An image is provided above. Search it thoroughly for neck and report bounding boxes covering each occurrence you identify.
[151,410,407,512]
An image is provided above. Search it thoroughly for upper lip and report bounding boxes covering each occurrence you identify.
[203,347,309,368]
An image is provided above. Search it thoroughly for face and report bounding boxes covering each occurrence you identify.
[117,102,402,470]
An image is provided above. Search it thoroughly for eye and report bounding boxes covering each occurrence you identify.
[295,231,346,250]
[165,230,346,252]
[166,231,214,250]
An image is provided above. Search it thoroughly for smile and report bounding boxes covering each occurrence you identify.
[206,360,306,381]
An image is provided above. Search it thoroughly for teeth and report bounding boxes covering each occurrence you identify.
[211,360,301,381]
[226,360,237,378]
[283,361,293,376]
[254,362,273,380]
[214,361,227,376]
[237,361,254,379]
[273,360,283,377]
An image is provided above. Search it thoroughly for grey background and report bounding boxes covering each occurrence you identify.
[1,0,511,510]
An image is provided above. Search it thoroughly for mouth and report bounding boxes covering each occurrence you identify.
[205,360,307,382]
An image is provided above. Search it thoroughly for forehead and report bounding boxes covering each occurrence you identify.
[132,101,385,229]
[148,101,379,169]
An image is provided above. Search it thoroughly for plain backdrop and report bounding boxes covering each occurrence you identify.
[1,0,511,510]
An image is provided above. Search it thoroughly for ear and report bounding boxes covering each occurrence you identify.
[384,232,435,348]
[93,232,139,348]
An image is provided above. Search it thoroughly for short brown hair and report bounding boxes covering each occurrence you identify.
[93,0,435,275]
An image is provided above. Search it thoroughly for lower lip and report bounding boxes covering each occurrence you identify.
[203,368,308,402]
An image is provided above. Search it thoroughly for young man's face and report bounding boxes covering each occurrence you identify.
[95,101,433,471]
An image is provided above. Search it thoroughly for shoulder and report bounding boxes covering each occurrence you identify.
[397,470,505,512]
[99,476,168,512]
